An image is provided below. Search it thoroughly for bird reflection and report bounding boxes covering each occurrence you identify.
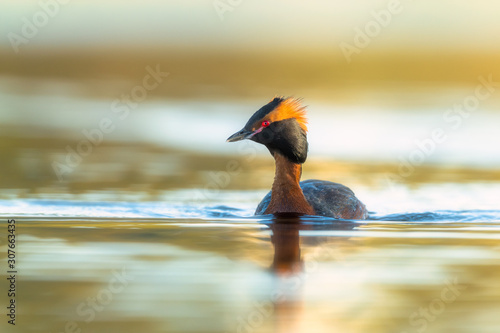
[269,214,303,274]
[268,214,357,274]
[267,215,358,332]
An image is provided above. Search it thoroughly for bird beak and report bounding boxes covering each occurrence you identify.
[226,129,253,142]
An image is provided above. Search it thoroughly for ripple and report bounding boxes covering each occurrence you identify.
[2,199,500,223]
[371,210,500,222]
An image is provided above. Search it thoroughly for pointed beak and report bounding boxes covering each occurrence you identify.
[226,129,253,142]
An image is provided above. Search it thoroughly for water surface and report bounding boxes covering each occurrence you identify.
[1,82,500,333]
[2,175,500,333]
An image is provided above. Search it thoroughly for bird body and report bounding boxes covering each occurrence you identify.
[256,179,367,219]
[227,97,367,219]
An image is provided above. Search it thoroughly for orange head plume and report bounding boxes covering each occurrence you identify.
[267,97,308,133]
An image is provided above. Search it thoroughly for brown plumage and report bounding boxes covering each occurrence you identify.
[227,97,368,219]
[265,153,315,215]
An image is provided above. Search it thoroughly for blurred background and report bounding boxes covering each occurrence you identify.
[1,0,500,201]
[3,2,500,333]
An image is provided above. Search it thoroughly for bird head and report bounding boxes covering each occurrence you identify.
[227,97,309,164]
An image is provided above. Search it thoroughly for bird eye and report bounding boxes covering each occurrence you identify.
[262,120,270,127]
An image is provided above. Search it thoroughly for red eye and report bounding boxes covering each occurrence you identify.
[262,120,270,127]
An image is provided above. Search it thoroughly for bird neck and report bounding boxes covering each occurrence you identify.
[265,153,315,215]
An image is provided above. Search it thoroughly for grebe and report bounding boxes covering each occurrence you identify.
[227,97,368,219]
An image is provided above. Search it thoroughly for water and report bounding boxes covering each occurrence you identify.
[3,215,500,333]
[2,179,500,333]
[2,80,500,333]
[3,75,500,168]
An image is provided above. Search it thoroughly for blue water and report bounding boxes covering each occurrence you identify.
[3,199,500,222]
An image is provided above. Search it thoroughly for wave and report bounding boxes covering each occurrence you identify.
[2,199,500,222]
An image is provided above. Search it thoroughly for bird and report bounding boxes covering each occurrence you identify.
[226,96,368,219]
